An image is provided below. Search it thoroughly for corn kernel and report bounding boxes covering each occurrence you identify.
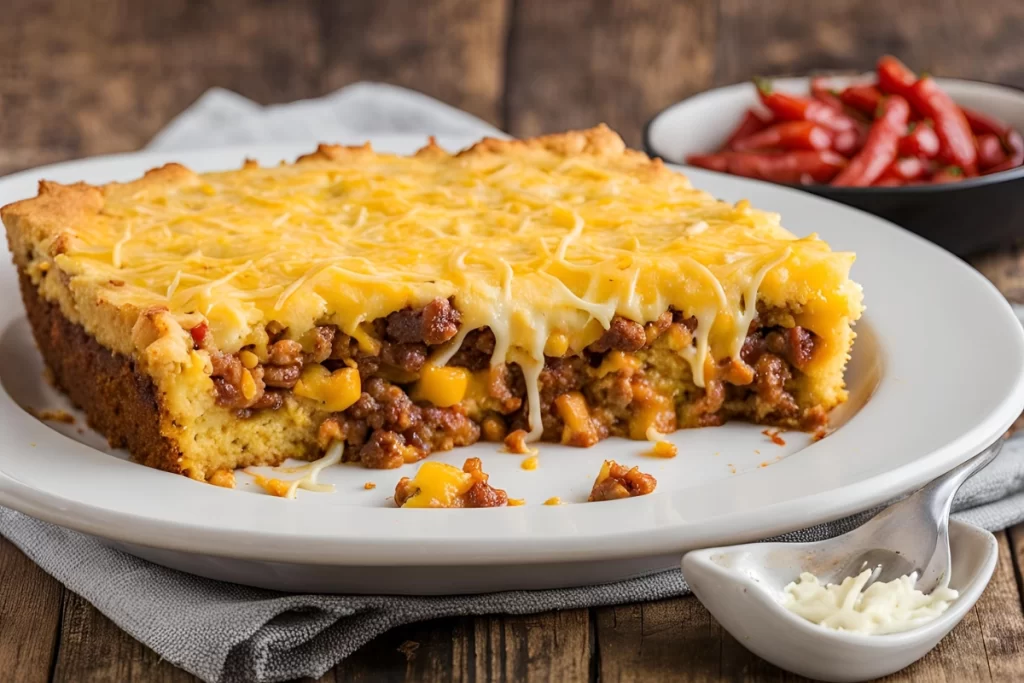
[413,364,470,407]
[544,332,569,357]
[239,350,259,369]
[294,365,361,412]
[240,369,257,400]
[521,455,539,471]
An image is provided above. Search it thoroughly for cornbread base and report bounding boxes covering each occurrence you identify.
[19,271,184,474]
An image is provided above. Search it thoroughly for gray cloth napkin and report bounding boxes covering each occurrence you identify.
[3,84,1024,683]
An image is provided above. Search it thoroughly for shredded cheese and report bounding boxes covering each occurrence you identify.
[246,440,344,499]
[46,131,861,439]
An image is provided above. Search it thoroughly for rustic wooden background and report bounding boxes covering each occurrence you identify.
[3,1,1024,681]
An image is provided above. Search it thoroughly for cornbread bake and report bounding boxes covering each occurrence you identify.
[2,125,863,484]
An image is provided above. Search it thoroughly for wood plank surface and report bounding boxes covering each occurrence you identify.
[506,0,717,145]
[50,592,198,683]
[0,0,323,174]
[0,537,63,683]
[320,0,510,127]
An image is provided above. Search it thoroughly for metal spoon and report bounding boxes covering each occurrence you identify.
[799,440,1001,594]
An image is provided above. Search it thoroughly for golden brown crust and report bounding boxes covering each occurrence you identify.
[18,270,186,476]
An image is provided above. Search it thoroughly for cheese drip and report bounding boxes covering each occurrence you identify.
[44,132,860,438]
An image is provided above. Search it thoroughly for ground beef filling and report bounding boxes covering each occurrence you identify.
[192,302,824,468]
[588,460,658,502]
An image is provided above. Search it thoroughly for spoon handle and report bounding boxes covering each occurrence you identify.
[915,441,1002,521]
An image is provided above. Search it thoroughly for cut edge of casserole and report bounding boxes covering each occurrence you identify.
[1,125,864,483]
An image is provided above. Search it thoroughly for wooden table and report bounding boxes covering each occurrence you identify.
[3,1,1024,681]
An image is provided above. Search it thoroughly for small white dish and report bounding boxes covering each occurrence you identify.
[682,520,998,682]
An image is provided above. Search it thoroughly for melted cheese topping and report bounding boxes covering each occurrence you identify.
[44,131,860,438]
[782,569,958,635]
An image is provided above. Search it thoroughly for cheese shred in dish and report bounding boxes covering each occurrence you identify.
[782,569,958,635]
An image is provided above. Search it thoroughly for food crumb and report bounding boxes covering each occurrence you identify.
[762,428,786,446]
[544,496,564,506]
[753,449,760,455]
[521,455,539,470]
[503,429,534,455]
[30,408,75,424]
[813,427,830,442]
[588,460,657,501]
[208,469,236,489]
[364,482,376,490]
[728,463,737,474]
[648,440,678,458]
[508,498,526,506]
[397,640,420,661]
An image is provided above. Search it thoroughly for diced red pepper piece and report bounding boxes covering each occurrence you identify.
[898,123,940,159]
[839,85,883,116]
[732,120,833,152]
[832,95,911,187]
[755,79,856,132]
[686,150,848,184]
[721,109,772,151]
[984,130,1024,174]
[190,322,210,349]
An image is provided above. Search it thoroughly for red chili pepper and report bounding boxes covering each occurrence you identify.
[984,130,1024,174]
[961,107,1011,137]
[755,79,856,132]
[811,77,845,111]
[190,322,210,349]
[876,56,917,97]
[872,176,905,187]
[687,150,847,184]
[887,156,928,181]
[833,127,862,156]
[910,77,977,173]
[839,85,883,116]
[898,123,940,158]
[732,121,833,152]
[977,134,1008,170]
[721,109,772,151]
[831,95,911,187]
[931,166,965,184]
[876,56,977,173]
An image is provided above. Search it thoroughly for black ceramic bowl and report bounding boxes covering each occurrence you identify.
[644,75,1024,256]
